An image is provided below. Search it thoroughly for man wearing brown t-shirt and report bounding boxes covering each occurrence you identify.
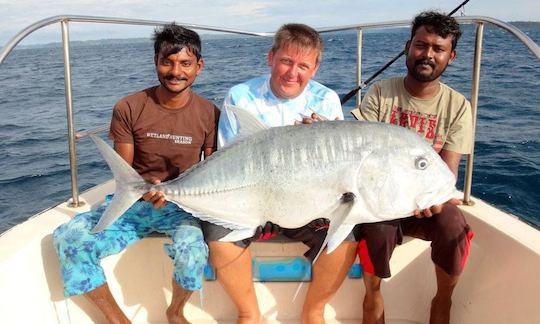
[54,24,219,324]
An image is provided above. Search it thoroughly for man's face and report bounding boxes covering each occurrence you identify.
[267,44,320,99]
[155,47,203,94]
[405,25,456,82]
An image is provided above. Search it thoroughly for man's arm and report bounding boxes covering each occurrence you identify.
[439,148,461,179]
[351,84,381,122]
[113,142,134,165]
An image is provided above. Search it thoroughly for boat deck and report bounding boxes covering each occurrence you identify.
[1,181,540,323]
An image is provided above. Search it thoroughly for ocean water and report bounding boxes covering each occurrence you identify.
[0,22,539,234]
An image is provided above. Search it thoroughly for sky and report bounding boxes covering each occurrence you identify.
[1,0,539,46]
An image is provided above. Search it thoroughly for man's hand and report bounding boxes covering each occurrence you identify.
[295,112,325,125]
[307,218,330,231]
[253,221,281,240]
[294,112,337,125]
[142,178,168,209]
[413,198,462,218]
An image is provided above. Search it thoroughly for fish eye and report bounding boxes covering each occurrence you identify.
[415,157,429,170]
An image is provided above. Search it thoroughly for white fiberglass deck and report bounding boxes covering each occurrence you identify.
[1,180,539,323]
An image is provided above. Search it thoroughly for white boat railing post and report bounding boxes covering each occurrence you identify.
[356,28,363,108]
[463,22,484,205]
[61,19,83,208]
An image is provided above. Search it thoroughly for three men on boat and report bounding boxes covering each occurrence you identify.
[53,10,472,324]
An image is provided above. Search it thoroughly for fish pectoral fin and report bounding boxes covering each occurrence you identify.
[292,192,357,303]
[311,192,357,263]
[219,228,258,242]
[326,224,356,253]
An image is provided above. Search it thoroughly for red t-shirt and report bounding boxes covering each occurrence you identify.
[109,87,220,182]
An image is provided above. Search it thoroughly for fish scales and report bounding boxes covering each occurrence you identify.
[174,123,358,196]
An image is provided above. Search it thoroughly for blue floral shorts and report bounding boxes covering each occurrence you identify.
[53,195,208,297]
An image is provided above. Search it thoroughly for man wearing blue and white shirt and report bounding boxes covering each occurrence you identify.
[203,23,355,324]
[218,73,343,147]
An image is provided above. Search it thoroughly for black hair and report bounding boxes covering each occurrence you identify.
[411,11,462,50]
[153,23,202,60]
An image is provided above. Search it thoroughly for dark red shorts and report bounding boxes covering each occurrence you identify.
[202,221,358,261]
[356,204,473,278]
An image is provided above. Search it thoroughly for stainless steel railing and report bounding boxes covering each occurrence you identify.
[1,15,539,207]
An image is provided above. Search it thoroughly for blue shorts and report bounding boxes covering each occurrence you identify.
[53,195,208,297]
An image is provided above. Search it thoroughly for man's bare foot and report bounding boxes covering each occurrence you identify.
[166,306,190,324]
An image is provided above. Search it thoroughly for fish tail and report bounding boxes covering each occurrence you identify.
[89,135,146,233]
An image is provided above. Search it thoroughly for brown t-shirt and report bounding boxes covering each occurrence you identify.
[351,77,472,154]
[109,87,220,182]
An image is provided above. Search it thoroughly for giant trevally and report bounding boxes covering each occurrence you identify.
[90,107,457,256]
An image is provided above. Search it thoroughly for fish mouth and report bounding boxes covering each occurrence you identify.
[415,185,457,210]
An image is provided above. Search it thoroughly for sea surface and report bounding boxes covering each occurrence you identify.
[0,22,539,234]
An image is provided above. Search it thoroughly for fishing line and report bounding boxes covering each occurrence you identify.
[340,0,471,106]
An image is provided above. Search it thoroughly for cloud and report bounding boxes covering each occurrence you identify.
[221,1,273,17]
[1,0,538,46]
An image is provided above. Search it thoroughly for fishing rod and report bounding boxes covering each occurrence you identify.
[340,0,471,105]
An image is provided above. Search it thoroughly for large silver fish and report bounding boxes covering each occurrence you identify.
[90,107,457,255]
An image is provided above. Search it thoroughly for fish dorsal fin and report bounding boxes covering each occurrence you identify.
[224,104,269,139]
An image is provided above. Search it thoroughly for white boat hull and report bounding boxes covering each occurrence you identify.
[1,180,539,323]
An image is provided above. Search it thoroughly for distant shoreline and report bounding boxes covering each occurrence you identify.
[13,21,540,49]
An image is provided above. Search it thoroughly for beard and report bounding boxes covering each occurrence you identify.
[407,58,447,82]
